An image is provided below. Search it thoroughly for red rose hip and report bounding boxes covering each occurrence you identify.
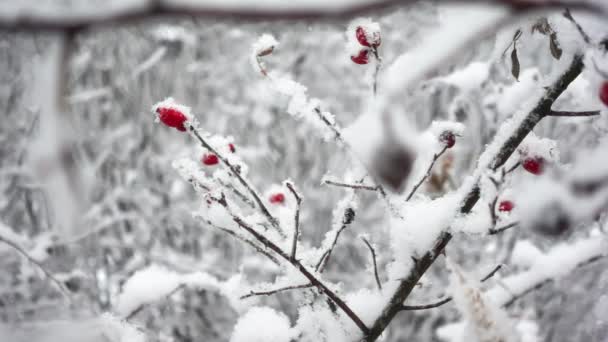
[355,26,381,48]
[351,49,370,65]
[156,107,187,131]
[202,153,219,166]
[600,81,608,107]
[498,200,514,212]
[269,193,285,204]
[229,143,236,153]
[522,157,544,175]
[440,131,456,148]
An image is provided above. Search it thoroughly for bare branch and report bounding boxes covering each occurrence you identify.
[361,236,382,290]
[213,194,369,334]
[189,126,285,238]
[488,221,519,235]
[315,206,355,273]
[240,283,313,299]
[323,179,379,191]
[365,55,586,342]
[405,146,448,201]
[399,264,502,311]
[547,110,600,117]
[480,264,503,282]
[125,284,184,321]
[0,236,72,301]
[563,8,592,44]
[204,220,280,265]
[401,297,452,311]
[0,0,604,31]
[285,181,302,261]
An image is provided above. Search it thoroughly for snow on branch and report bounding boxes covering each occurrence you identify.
[363,53,587,342]
[116,264,222,320]
[0,0,606,31]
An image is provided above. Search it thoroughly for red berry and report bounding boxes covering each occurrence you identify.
[269,193,285,204]
[355,26,381,48]
[600,81,608,107]
[522,157,544,175]
[229,143,236,153]
[440,131,456,148]
[156,107,187,131]
[202,153,219,166]
[498,200,514,212]
[356,27,371,47]
[351,49,370,65]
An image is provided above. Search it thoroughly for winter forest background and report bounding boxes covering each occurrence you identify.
[1,0,608,341]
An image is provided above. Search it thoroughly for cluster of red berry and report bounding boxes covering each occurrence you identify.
[351,26,381,65]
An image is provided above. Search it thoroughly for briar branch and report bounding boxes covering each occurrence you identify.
[365,54,586,342]
[315,207,356,273]
[547,110,600,117]
[240,283,314,299]
[125,284,185,320]
[213,193,369,334]
[1,0,605,31]
[405,146,448,201]
[285,181,302,260]
[399,264,502,311]
[488,221,519,235]
[323,179,379,191]
[0,235,72,301]
[361,236,382,290]
[188,125,285,238]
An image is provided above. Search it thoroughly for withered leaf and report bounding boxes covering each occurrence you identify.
[531,17,551,35]
[549,32,562,60]
[511,46,520,81]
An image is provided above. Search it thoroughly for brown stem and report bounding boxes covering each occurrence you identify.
[240,283,313,299]
[323,179,379,191]
[405,146,448,201]
[361,236,382,290]
[488,221,519,235]
[215,195,369,334]
[547,110,600,117]
[364,54,585,342]
[189,126,285,238]
[285,181,302,260]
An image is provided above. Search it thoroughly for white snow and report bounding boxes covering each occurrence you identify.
[437,61,490,93]
[115,264,220,317]
[230,306,294,342]
[511,240,543,268]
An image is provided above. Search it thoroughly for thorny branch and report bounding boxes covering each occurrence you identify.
[323,179,379,191]
[488,221,519,235]
[365,54,587,341]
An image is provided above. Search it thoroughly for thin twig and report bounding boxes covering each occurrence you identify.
[399,263,502,311]
[480,264,503,282]
[563,8,592,44]
[213,194,369,334]
[405,146,448,201]
[285,181,302,261]
[189,126,285,238]
[0,236,72,301]
[315,221,350,273]
[488,221,519,235]
[205,221,280,265]
[323,179,379,191]
[547,110,600,117]
[240,283,313,299]
[125,284,184,320]
[361,236,382,290]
